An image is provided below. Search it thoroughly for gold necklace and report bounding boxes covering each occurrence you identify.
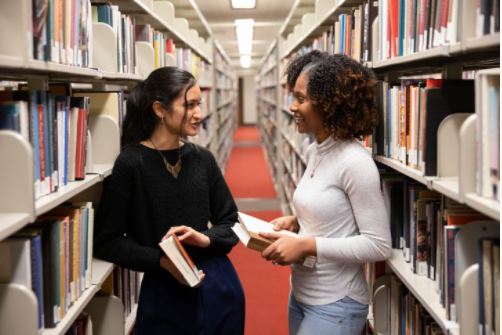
[150,139,182,178]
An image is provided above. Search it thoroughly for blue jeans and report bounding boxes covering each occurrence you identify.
[288,294,368,335]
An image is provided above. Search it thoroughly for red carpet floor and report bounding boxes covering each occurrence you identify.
[225,128,290,335]
[233,126,261,142]
[224,146,277,199]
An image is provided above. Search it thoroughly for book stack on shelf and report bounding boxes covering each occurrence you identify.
[0,1,238,334]
[257,0,500,334]
[213,42,237,171]
[256,42,280,204]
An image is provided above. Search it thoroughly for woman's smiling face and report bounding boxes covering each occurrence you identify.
[289,72,324,134]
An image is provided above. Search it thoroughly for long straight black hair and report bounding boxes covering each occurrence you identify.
[121,67,196,149]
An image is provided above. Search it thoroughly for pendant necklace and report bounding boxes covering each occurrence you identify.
[310,155,324,178]
[150,139,182,178]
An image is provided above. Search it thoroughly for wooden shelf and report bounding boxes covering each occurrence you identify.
[431,178,461,203]
[35,174,102,217]
[91,259,115,286]
[373,156,433,187]
[260,63,278,76]
[463,33,500,52]
[386,250,459,334]
[261,83,278,89]
[281,155,299,187]
[0,213,33,242]
[107,0,211,62]
[282,0,364,58]
[217,99,233,109]
[372,45,450,69]
[124,303,138,335]
[260,96,277,106]
[42,285,100,335]
[0,58,101,79]
[91,164,114,179]
[464,193,500,221]
[101,72,144,81]
[279,129,307,165]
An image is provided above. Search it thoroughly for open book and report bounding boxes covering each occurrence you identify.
[159,235,201,287]
[232,212,316,268]
[232,212,298,251]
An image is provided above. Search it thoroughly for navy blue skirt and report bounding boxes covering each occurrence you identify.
[135,255,245,335]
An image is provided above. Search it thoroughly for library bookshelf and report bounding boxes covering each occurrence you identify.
[0,1,238,334]
[257,0,500,334]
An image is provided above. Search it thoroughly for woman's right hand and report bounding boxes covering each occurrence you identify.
[270,216,299,233]
[160,256,205,287]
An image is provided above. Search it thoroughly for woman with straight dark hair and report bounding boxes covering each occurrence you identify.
[94,67,245,335]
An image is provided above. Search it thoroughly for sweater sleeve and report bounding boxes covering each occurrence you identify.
[94,154,163,272]
[315,151,392,263]
[201,151,239,255]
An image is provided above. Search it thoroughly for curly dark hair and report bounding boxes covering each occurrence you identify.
[286,50,378,140]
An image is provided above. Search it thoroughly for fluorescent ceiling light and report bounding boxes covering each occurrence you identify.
[240,55,251,68]
[231,0,256,9]
[235,19,254,55]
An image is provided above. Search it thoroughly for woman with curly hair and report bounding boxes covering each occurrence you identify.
[259,50,391,335]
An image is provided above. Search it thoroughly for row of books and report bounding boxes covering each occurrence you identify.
[0,202,94,329]
[315,6,369,62]
[33,0,92,67]
[74,90,126,128]
[260,67,278,87]
[29,0,214,75]
[214,48,233,76]
[374,79,475,176]
[375,274,447,334]
[381,170,499,322]
[476,74,500,201]
[65,313,92,335]
[474,0,500,37]
[479,237,500,335]
[0,90,90,199]
[260,87,277,104]
[277,108,311,162]
[287,0,499,64]
[100,266,141,321]
[216,90,233,107]
[281,140,305,185]
[216,72,233,90]
[92,3,136,74]
[261,49,278,74]
[281,90,293,112]
[174,51,212,85]
[372,75,500,201]
[379,0,458,61]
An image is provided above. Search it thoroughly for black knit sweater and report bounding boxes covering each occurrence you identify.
[94,142,239,272]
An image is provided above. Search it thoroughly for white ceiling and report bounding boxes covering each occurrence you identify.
[195,0,296,69]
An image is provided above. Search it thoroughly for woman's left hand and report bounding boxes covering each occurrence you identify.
[260,232,316,265]
[164,226,211,248]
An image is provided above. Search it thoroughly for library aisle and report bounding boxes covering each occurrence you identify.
[0,0,500,334]
[226,126,289,335]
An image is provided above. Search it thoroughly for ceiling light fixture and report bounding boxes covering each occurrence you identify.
[231,0,256,9]
[240,55,251,68]
[235,19,254,68]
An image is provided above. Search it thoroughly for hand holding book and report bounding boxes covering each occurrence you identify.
[260,231,317,266]
[159,229,206,287]
[160,255,205,287]
[165,225,210,248]
[232,212,316,268]
[269,215,300,233]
